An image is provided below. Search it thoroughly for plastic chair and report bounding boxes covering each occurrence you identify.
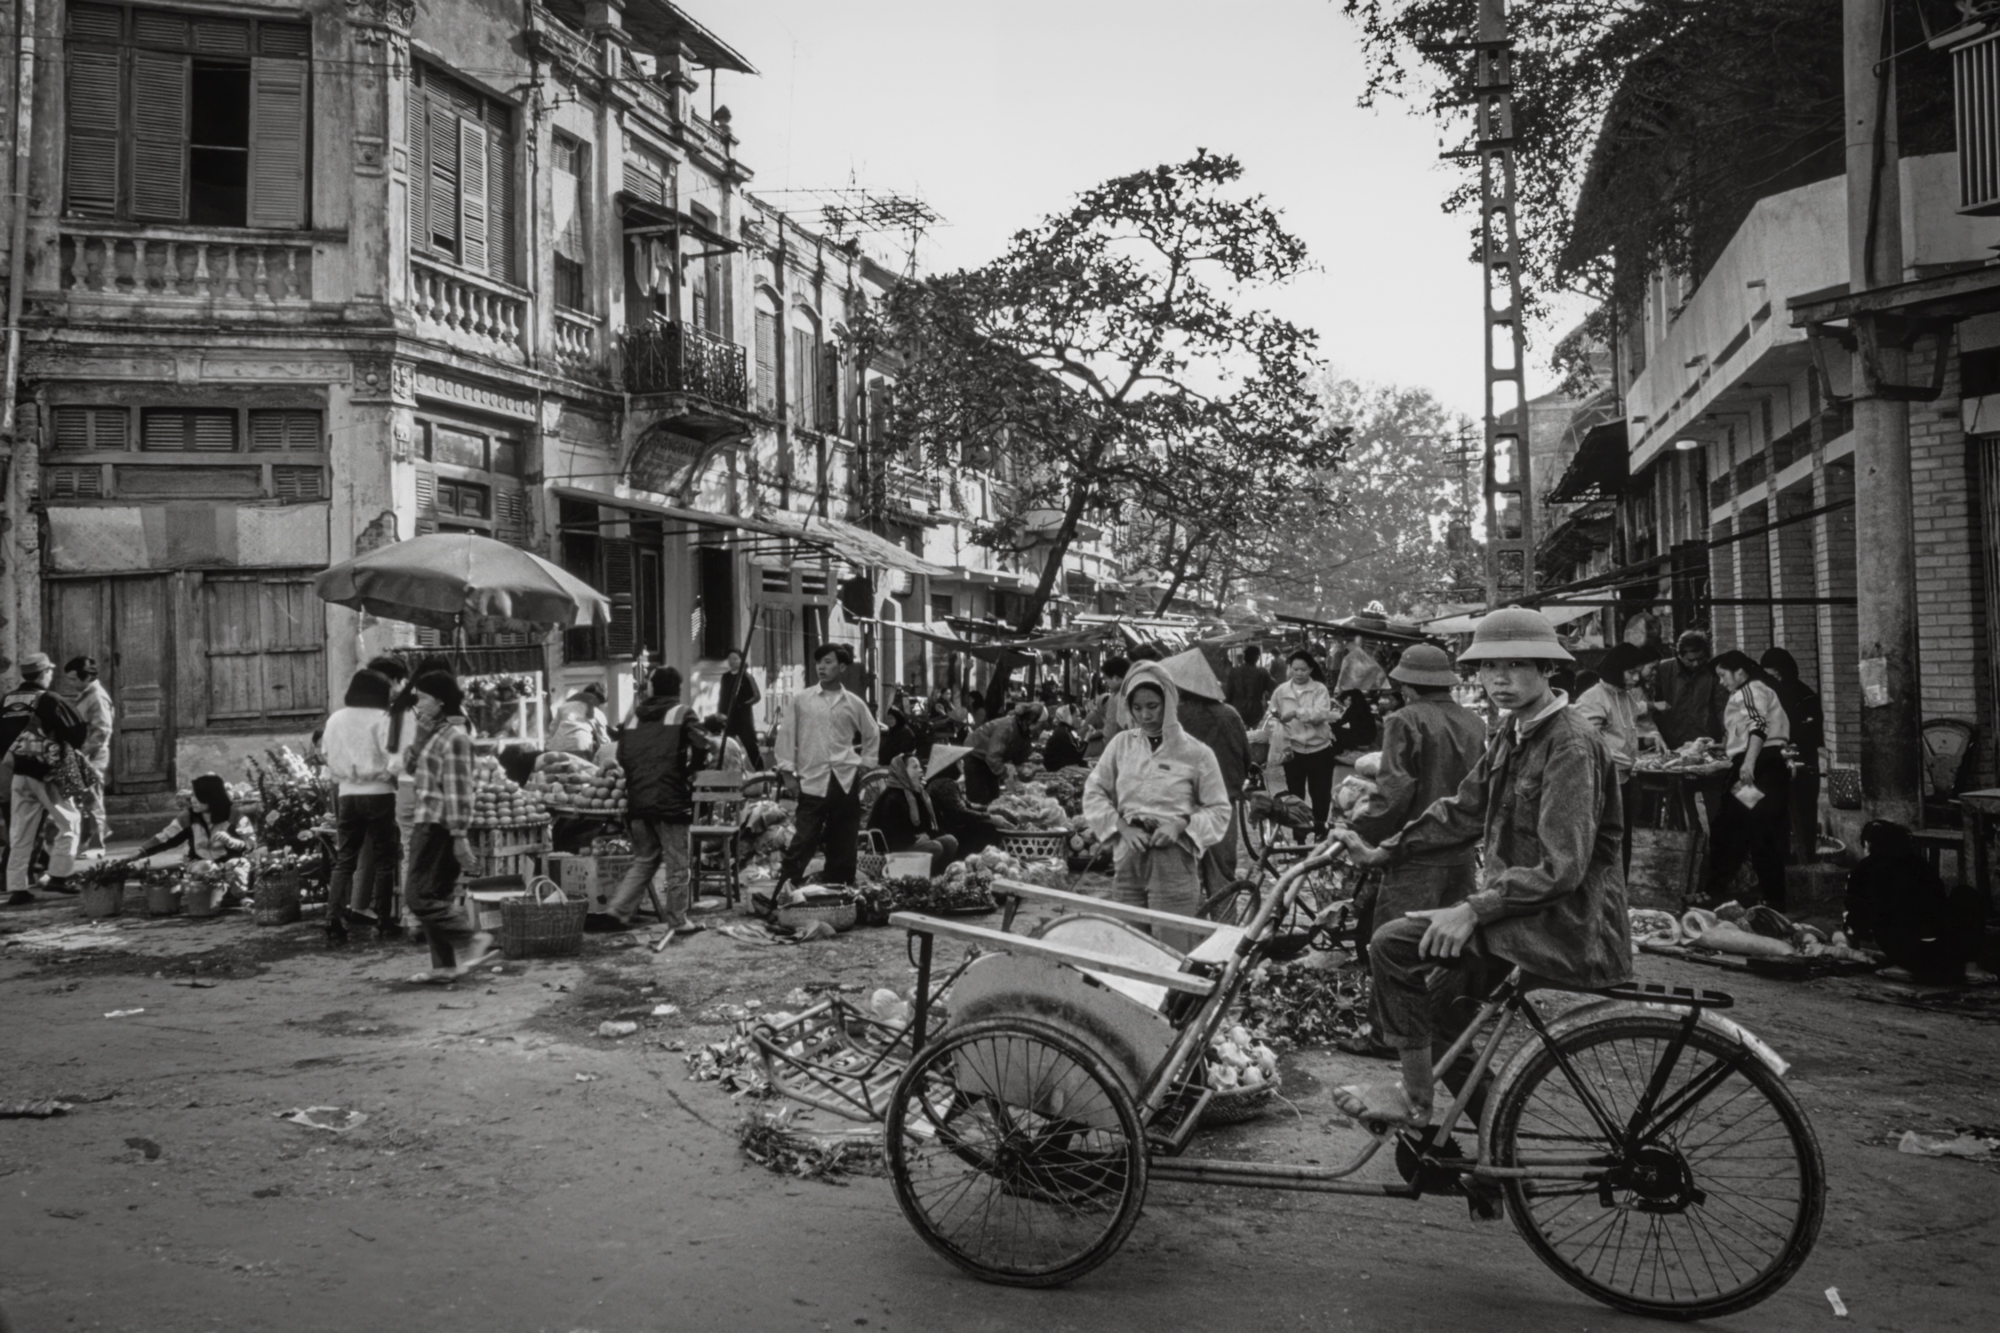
[689,770,747,907]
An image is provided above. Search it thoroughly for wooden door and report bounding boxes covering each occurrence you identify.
[41,576,174,791]
[111,577,174,788]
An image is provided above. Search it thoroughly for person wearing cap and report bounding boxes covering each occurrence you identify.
[1348,643,1486,943]
[549,682,612,759]
[774,642,880,891]
[1332,607,1632,1132]
[63,656,115,855]
[868,747,964,875]
[1157,648,1252,885]
[1573,642,1655,876]
[402,671,497,981]
[1083,662,1233,952]
[0,654,91,905]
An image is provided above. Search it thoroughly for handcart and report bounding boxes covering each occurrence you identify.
[751,841,1825,1321]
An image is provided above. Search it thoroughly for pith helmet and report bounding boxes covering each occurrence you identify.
[1389,643,1460,688]
[1456,607,1575,663]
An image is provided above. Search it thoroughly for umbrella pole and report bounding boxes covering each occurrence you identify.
[453,617,469,677]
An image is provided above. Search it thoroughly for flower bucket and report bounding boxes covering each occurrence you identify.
[183,878,224,918]
[79,879,125,920]
[144,877,181,917]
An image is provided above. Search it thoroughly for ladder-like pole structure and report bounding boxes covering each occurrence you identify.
[1461,1,1535,602]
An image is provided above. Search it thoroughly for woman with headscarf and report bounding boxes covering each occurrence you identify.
[924,745,1005,857]
[321,668,401,942]
[132,773,252,865]
[1083,662,1232,952]
[867,749,962,875]
[1760,647,1824,861]
[878,704,922,770]
[1269,649,1338,840]
[1706,650,1792,907]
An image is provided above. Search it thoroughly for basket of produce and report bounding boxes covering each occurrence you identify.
[468,820,551,881]
[499,877,587,959]
[142,866,180,917]
[471,753,549,826]
[76,861,128,920]
[181,861,234,917]
[1199,1025,1283,1126]
[774,886,859,933]
[250,850,310,926]
[527,751,626,816]
[861,871,998,922]
[855,829,890,882]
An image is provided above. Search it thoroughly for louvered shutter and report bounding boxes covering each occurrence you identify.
[64,49,122,217]
[457,120,489,272]
[52,408,94,452]
[427,92,458,254]
[407,74,428,251]
[248,58,309,229]
[413,463,439,536]
[601,537,637,656]
[131,52,190,221]
[755,310,777,413]
[192,411,236,452]
[493,480,532,547]
[820,345,841,433]
[485,110,515,284]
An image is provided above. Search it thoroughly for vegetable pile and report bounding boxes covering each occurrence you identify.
[987,790,1070,832]
[1238,959,1374,1049]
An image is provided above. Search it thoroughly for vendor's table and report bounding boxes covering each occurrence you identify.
[1627,767,1728,904]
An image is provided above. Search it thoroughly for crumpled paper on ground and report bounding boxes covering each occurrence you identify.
[1896,1129,1999,1160]
[275,1106,368,1133]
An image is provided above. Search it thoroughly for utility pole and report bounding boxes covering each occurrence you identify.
[1455,0,1535,604]
[1845,0,1923,825]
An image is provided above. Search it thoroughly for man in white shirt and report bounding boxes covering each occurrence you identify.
[774,642,879,892]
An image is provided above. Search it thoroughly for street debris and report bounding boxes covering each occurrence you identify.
[596,1020,639,1038]
[0,1099,73,1119]
[275,1106,368,1133]
[103,1009,146,1019]
[1826,1288,1848,1317]
[1895,1129,1999,1161]
[123,1136,162,1160]
[685,1034,770,1097]
[574,1073,599,1083]
[737,1105,884,1184]
[650,1003,680,1017]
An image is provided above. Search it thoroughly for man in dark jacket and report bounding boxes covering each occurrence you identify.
[717,650,764,770]
[1159,649,1252,883]
[591,667,711,933]
[1648,628,1725,749]
[2,653,90,905]
[965,703,1040,804]
[1224,645,1278,730]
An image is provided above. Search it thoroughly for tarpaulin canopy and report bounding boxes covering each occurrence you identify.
[1423,602,1600,635]
[314,533,611,632]
[756,509,951,579]
[860,617,1037,667]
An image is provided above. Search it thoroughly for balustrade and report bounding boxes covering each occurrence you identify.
[408,255,528,361]
[619,321,750,408]
[59,228,314,305]
[552,309,603,378]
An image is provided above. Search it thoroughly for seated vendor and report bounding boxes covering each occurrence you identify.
[133,773,253,864]
[924,745,1005,858]
[867,749,963,876]
[1332,608,1632,1133]
[1081,663,1231,953]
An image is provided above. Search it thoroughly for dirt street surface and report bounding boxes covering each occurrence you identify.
[2,897,1996,1333]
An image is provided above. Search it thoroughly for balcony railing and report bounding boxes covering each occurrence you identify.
[408,254,528,362]
[620,321,749,409]
[552,309,604,379]
[59,225,315,305]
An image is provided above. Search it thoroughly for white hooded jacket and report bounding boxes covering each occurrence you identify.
[1082,662,1232,862]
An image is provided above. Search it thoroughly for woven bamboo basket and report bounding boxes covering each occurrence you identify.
[79,876,126,920]
[1198,1068,1283,1126]
[775,897,859,933]
[855,829,890,882]
[143,869,180,918]
[499,877,587,959]
[998,827,1069,860]
[252,868,304,926]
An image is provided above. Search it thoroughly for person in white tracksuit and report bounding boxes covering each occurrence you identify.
[1083,662,1232,952]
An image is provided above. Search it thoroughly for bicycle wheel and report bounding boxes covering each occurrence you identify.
[1197,878,1261,927]
[885,1017,1148,1287]
[1484,1013,1824,1321]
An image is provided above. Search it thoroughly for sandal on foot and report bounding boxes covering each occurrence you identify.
[407,970,457,986]
[1333,1081,1432,1133]
[454,933,500,977]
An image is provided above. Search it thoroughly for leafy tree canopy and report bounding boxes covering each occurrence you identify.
[854,151,1346,633]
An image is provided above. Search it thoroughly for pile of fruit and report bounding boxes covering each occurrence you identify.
[1206,1024,1281,1093]
[528,751,625,815]
[471,753,549,827]
[987,789,1070,831]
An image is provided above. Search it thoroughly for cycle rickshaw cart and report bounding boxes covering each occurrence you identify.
[749,842,1825,1321]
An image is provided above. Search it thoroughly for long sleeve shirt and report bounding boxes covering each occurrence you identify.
[1350,696,1487,862]
[1083,729,1233,861]
[1650,657,1725,748]
[1571,681,1644,776]
[77,682,115,767]
[1722,680,1790,758]
[1268,679,1334,755]
[1384,695,1633,990]
[321,706,397,796]
[776,684,880,797]
[411,717,476,835]
[137,809,250,862]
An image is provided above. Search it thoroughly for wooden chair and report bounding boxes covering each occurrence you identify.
[689,771,747,907]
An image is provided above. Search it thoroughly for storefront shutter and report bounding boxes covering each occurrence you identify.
[457,119,489,273]
[130,51,190,221]
[493,480,532,547]
[247,58,309,229]
[63,49,122,217]
[601,537,637,657]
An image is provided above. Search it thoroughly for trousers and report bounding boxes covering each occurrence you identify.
[8,775,78,894]
[1282,747,1337,837]
[1368,915,1509,1053]
[780,775,863,886]
[330,793,401,925]
[1110,842,1204,953]
[608,818,692,925]
[406,823,475,970]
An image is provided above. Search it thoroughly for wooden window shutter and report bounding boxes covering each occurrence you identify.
[64,49,122,217]
[413,462,439,535]
[130,51,190,221]
[247,58,309,229]
[427,92,458,253]
[601,537,637,657]
[457,119,489,272]
[407,73,428,251]
[791,329,812,419]
[191,411,236,452]
[484,109,515,285]
[755,310,778,413]
[820,345,841,432]
[493,480,531,546]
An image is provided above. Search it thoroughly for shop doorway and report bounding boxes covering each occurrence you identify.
[43,575,175,791]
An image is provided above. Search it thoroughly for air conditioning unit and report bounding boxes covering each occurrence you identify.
[1954,30,2000,214]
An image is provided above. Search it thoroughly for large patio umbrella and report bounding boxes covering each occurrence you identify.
[314,533,612,632]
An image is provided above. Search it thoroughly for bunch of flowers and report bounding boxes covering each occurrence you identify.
[462,673,540,738]
[246,746,332,860]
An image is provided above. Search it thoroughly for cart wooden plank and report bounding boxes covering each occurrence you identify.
[889,911,1216,996]
[989,878,1227,938]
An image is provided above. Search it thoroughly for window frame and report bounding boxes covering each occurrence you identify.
[42,403,328,503]
[407,60,521,288]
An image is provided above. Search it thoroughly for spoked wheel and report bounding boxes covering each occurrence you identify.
[1197,877,1262,927]
[1484,1014,1825,1320]
[885,1017,1148,1287]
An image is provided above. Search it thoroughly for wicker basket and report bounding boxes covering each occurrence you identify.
[499,877,587,959]
[79,877,125,920]
[252,868,304,926]
[775,898,859,933]
[1199,1068,1283,1126]
[1828,767,1863,811]
[998,827,1069,860]
[855,829,889,882]
[143,871,180,918]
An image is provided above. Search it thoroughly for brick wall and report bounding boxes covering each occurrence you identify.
[1816,462,1862,770]
[1709,516,1735,646]
[1772,482,1821,689]
[1735,499,1774,653]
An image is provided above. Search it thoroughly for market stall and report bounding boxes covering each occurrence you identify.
[1627,740,1734,905]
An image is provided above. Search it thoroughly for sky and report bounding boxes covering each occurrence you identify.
[676,0,1587,423]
